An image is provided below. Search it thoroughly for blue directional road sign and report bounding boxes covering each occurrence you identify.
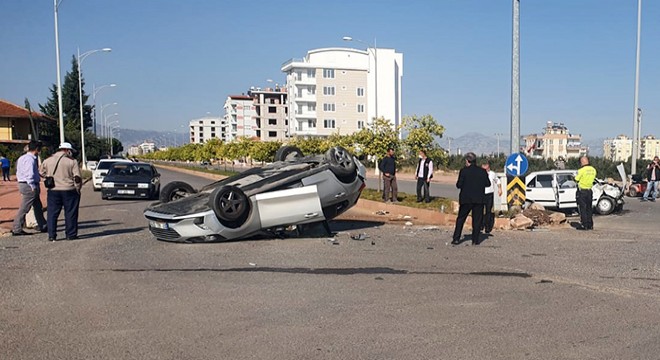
[505,153,529,176]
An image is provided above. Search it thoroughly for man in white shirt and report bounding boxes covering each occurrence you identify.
[415,149,433,203]
[481,160,501,233]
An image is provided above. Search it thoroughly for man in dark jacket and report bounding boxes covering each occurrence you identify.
[452,152,491,245]
[379,147,398,202]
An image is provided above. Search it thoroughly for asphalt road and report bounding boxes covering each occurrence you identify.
[1,168,659,359]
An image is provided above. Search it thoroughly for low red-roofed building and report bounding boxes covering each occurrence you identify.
[0,99,57,145]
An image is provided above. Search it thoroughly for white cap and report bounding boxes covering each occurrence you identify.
[59,142,75,150]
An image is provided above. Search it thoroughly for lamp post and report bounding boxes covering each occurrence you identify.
[494,133,504,157]
[99,102,118,138]
[104,113,118,156]
[631,0,642,175]
[342,36,378,121]
[447,137,454,156]
[78,47,111,169]
[93,83,117,136]
[53,0,65,143]
[109,124,120,155]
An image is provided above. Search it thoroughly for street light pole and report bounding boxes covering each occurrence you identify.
[104,113,118,156]
[495,133,504,157]
[510,0,521,154]
[53,0,65,143]
[78,47,111,169]
[93,83,117,136]
[99,102,118,138]
[631,0,642,175]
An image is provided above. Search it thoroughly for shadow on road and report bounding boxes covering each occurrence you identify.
[330,219,385,232]
[77,226,146,239]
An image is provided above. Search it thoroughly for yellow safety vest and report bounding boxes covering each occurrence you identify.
[575,165,597,190]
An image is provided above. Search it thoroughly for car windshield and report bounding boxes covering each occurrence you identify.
[98,161,120,170]
[108,164,153,177]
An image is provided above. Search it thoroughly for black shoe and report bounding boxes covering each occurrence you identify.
[472,241,481,246]
[66,236,79,240]
[451,239,461,245]
[48,238,57,242]
[576,225,587,231]
[11,230,29,236]
[40,226,48,233]
[416,200,423,203]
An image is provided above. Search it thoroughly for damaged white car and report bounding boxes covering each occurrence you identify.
[143,146,366,243]
[524,165,626,215]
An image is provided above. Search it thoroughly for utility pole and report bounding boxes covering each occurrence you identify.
[510,0,520,154]
[631,0,642,175]
[495,133,504,157]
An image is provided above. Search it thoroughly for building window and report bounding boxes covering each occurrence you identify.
[211,127,215,132]
[323,86,335,96]
[268,131,277,138]
[357,120,365,129]
[198,126,203,131]
[357,87,365,97]
[308,120,316,128]
[323,69,335,79]
[268,119,277,126]
[268,106,276,113]
[357,104,365,113]
[198,121,203,124]
[323,119,336,129]
[308,104,316,111]
[307,69,315,78]
[211,133,215,137]
[211,121,215,124]
[323,103,335,112]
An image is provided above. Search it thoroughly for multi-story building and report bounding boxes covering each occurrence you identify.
[604,134,660,162]
[127,145,141,156]
[189,116,224,144]
[223,95,258,142]
[523,121,588,160]
[139,141,156,154]
[248,87,288,141]
[281,47,403,137]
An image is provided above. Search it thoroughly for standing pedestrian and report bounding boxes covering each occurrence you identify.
[642,156,660,202]
[481,160,502,234]
[574,156,597,230]
[40,142,83,241]
[11,141,47,236]
[0,153,10,181]
[415,149,433,203]
[452,152,491,245]
[379,147,398,203]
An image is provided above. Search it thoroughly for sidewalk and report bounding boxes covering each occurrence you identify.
[0,176,47,236]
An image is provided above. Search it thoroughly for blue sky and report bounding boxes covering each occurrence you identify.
[1,0,659,141]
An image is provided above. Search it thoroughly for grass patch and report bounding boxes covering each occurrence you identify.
[360,188,454,213]
[156,162,239,177]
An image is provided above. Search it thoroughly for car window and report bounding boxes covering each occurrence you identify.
[529,174,553,188]
[108,164,153,177]
[557,174,577,188]
[97,161,118,170]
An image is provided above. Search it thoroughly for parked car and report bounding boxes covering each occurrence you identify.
[143,146,366,243]
[101,162,161,200]
[92,158,134,191]
[524,166,625,215]
[86,161,98,171]
[626,174,647,197]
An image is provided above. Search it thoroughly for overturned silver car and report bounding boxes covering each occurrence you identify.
[144,146,366,242]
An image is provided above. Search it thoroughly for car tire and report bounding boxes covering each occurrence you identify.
[209,185,250,229]
[159,181,196,203]
[596,196,615,215]
[325,146,357,183]
[628,187,637,197]
[151,186,161,201]
[274,146,304,162]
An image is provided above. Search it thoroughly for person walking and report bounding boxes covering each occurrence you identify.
[415,149,433,203]
[11,141,47,236]
[452,152,491,245]
[379,147,398,203]
[481,160,502,234]
[642,156,660,202]
[1,154,10,181]
[40,142,83,241]
[574,156,597,230]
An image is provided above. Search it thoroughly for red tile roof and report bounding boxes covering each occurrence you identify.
[228,95,253,101]
[0,99,56,122]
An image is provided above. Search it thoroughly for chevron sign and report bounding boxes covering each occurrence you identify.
[506,175,526,207]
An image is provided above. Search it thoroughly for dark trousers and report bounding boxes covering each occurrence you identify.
[416,178,430,202]
[47,190,80,239]
[482,193,494,232]
[576,189,593,229]
[2,167,9,181]
[453,202,485,243]
[382,175,398,201]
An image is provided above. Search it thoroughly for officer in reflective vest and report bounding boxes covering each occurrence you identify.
[574,156,597,230]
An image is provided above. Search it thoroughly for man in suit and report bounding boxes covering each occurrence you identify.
[452,152,491,245]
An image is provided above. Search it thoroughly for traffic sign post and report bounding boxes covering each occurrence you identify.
[505,153,528,208]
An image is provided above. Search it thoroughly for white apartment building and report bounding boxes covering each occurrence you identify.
[189,116,224,144]
[281,47,403,137]
[223,95,258,142]
[604,134,660,162]
[139,141,156,154]
[523,121,588,160]
[127,145,140,156]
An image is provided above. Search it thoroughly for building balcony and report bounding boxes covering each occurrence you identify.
[293,128,318,136]
[293,111,316,119]
[294,94,316,103]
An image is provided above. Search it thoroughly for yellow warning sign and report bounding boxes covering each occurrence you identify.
[507,175,526,207]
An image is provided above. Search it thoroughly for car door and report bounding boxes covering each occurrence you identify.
[526,174,558,208]
[255,185,324,228]
[555,172,578,209]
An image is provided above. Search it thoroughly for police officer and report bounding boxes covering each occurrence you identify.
[574,156,597,230]
[40,142,82,241]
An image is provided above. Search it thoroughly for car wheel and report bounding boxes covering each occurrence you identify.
[325,146,357,183]
[274,146,304,162]
[596,196,615,215]
[159,181,196,203]
[209,185,250,229]
[628,187,637,197]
